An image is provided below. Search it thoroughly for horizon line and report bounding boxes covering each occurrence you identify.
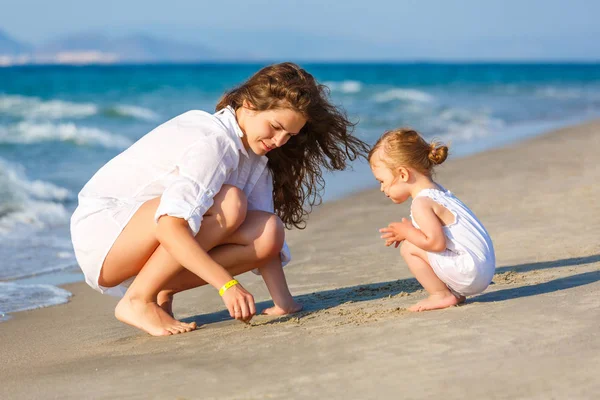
[2,59,600,67]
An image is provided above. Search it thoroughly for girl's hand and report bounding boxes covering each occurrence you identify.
[379,218,413,247]
[221,284,256,323]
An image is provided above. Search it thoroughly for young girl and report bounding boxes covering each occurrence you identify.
[70,62,369,336]
[370,129,495,311]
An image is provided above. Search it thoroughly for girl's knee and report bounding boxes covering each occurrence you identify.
[212,185,247,232]
[255,214,285,260]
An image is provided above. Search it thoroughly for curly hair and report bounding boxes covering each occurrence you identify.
[216,62,369,229]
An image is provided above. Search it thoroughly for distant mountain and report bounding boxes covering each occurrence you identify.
[0,29,32,55]
[35,32,223,62]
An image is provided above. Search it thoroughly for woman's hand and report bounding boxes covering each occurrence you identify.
[221,284,256,323]
[379,218,413,247]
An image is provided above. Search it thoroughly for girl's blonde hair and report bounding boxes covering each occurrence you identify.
[368,128,448,176]
[217,62,369,229]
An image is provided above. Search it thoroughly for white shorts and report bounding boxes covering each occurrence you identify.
[70,197,144,297]
[427,249,495,297]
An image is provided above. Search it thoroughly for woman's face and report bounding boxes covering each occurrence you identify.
[236,105,307,156]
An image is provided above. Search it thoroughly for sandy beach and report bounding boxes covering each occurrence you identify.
[2,120,599,400]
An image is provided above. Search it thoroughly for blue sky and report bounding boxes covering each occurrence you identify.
[2,0,599,60]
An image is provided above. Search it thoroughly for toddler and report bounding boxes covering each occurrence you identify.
[370,129,495,311]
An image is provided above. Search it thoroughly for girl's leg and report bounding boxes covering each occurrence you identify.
[157,211,302,316]
[101,185,247,336]
[400,241,465,312]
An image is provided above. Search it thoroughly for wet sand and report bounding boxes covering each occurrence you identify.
[1,120,600,399]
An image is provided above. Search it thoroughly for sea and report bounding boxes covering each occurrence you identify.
[1,62,600,320]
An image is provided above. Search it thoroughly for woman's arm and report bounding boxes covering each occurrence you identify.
[156,216,233,288]
[154,130,255,321]
[156,215,256,321]
[247,168,300,314]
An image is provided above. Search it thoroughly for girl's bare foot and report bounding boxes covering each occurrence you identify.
[261,301,303,316]
[157,291,174,318]
[408,292,465,312]
[115,296,196,336]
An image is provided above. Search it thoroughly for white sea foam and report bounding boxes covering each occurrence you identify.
[0,158,71,234]
[0,121,132,148]
[0,94,98,119]
[430,108,506,142]
[111,105,160,121]
[0,159,74,281]
[0,282,71,316]
[323,80,363,94]
[374,88,435,103]
[535,87,582,99]
[0,201,69,233]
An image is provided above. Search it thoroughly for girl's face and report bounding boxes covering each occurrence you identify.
[237,104,307,156]
[370,149,411,204]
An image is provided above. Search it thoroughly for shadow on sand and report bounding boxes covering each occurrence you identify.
[183,254,600,326]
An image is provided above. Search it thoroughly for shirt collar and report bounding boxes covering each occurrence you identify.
[216,105,249,158]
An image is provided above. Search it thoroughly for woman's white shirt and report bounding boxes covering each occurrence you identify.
[77,106,291,267]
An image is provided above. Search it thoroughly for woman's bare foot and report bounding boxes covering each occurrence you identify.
[157,291,174,318]
[115,296,196,336]
[408,292,465,312]
[261,301,303,316]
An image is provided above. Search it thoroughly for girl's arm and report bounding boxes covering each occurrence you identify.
[380,197,446,252]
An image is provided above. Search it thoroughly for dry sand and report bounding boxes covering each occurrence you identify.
[1,121,600,399]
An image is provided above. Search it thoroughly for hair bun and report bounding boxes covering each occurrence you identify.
[428,142,448,165]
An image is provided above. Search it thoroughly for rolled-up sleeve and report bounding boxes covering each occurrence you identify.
[154,133,239,235]
[247,167,292,272]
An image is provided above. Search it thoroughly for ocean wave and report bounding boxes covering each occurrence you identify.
[535,87,583,99]
[0,230,77,281]
[0,94,98,119]
[0,121,132,149]
[0,258,78,281]
[0,94,161,122]
[0,201,69,234]
[103,104,161,121]
[323,80,363,94]
[0,282,71,317]
[0,158,71,234]
[429,108,506,142]
[374,88,435,103]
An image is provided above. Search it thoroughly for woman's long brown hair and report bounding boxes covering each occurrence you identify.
[216,62,369,229]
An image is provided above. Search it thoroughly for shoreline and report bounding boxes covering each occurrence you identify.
[2,118,600,398]
[3,113,599,321]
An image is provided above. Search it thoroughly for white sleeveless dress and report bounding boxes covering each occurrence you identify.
[410,186,496,296]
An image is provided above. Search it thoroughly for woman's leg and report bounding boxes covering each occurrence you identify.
[157,211,302,317]
[400,241,464,312]
[101,185,248,336]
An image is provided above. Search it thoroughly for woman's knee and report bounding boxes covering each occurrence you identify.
[98,272,120,288]
[211,185,247,233]
[254,213,285,260]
